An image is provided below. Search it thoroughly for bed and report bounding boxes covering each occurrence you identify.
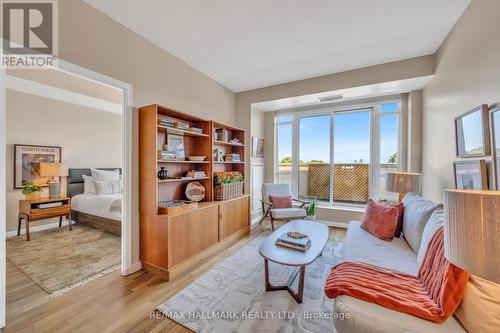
[68,168,122,235]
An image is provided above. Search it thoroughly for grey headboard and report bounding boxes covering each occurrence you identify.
[67,168,122,197]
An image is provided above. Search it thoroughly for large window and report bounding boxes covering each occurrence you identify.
[275,100,401,205]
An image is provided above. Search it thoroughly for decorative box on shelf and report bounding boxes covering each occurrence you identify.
[214,182,244,201]
[158,200,198,214]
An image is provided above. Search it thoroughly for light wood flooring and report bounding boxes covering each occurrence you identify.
[4,221,346,333]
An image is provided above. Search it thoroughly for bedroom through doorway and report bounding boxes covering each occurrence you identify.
[4,66,127,298]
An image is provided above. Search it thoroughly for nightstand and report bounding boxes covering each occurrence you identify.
[18,197,72,241]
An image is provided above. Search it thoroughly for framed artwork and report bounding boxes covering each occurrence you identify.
[490,107,500,189]
[252,137,264,158]
[166,134,184,160]
[455,105,490,158]
[14,144,62,189]
[453,160,488,190]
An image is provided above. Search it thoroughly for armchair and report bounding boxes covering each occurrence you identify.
[259,183,307,231]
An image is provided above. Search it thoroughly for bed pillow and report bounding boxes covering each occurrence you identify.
[94,180,122,195]
[417,207,444,266]
[82,175,96,195]
[402,193,441,253]
[361,199,399,242]
[91,168,120,182]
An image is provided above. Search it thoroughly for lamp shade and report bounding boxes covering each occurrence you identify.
[385,172,421,194]
[32,162,68,178]
[444,189,500,283]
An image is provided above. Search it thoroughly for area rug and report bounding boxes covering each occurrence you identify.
[7,224,120,297]
[158,235,343,333]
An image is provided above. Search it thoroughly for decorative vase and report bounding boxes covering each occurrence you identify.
[305,214,316,221]
[25,191,41,201]
[157,167,168,180]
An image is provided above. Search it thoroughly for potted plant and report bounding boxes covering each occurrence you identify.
[305,201,316,221]
[22,181,42,201]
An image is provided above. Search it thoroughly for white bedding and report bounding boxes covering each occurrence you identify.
[71,193,122,221]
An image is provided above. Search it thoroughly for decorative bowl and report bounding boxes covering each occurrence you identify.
[188,156,206,161]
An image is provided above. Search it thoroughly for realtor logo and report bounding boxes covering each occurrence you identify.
[1,0,58,68]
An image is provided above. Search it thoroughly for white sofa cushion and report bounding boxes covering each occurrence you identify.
[270,208,306,219]
[402,193,441,253]
[343,221,419,276]
[334,295,466,333]
[417,207,444,266]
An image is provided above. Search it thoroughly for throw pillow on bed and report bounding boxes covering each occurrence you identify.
[82,175,96,195]
[94,179,122,195]
[91,168,120,182]
[361,199,399,241]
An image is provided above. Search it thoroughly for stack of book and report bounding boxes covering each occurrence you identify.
[189,127,203,134]
[276,232,311,252]
[157,150,176,160]
[216,128,229,142]
[158,118,174,128]
[225,153,241,162]
[175,121,189,131]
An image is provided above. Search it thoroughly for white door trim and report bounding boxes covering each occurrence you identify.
[0,57,6,329]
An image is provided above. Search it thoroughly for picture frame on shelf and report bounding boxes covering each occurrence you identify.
[455,105,490,158]
[14,144,62,189]
[490,107,500,189]
[167,134,185,160]
[453,160,488,190]
[252,137,264,158]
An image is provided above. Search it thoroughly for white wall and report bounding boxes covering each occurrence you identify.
[6,90,122,232]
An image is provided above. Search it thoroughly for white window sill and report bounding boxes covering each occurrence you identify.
[316,203,366,213]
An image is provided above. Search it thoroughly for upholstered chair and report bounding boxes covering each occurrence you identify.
[259,183,307,231]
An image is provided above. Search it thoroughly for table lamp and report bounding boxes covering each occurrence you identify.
[385,172,422,202]
[444,189,500,283]
[33,162,68,198]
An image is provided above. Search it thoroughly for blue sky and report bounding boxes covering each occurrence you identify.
[278,103,399,164]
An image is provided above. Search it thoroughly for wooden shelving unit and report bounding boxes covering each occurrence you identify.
[139,104,250,281]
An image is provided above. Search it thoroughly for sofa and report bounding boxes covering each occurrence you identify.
[333,193,467,333]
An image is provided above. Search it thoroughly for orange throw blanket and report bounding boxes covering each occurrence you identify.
[324,228,469,323]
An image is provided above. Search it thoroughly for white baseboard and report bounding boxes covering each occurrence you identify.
[6,219,75,238]
[122,261,142,275]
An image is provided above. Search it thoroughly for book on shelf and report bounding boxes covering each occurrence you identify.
[189,127,203,134]
[275,232,311,252]
[37,202,63,209]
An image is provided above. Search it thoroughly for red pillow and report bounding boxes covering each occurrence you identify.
[361,199,399,241]
[269,195,293,208]
[380,200,404,237]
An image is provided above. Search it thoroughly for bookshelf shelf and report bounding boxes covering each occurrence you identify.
[158,177,210,183]
[213,140,244,147]
[157,125,209,137]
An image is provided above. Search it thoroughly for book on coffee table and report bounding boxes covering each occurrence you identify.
[276,232,311,252]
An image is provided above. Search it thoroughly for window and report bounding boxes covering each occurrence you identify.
[275,100,401,205]
[275,115,294,186]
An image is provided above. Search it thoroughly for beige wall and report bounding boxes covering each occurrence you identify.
[422,0,500,203]
[53,0,237,266]
[6,90,122,232]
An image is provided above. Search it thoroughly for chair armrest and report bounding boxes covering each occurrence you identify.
[260,200,273,207]
[292,199,308,208]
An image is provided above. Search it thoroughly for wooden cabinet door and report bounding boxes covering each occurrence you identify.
[167,205,219,268]
[219,196,250,241]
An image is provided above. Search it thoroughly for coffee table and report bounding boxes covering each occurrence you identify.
[259,220,329,303]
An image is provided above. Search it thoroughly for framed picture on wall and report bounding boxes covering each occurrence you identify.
[252,137,264,158]
[455,105,490,158]
[490,107,500,190]
[14,144,62,189]
[453,160,488,190]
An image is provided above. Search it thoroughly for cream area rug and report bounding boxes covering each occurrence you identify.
[158,235,343,333]
[7,224,120,297]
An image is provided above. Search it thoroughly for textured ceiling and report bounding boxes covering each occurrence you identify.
[84,0,470,92]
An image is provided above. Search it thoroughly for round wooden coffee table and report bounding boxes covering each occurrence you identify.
[259,220,329,303]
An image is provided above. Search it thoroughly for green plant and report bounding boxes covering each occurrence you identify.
[22,181,42,195]
[305,201,316,216]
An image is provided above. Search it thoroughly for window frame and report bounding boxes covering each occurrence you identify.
[274,97,402,206]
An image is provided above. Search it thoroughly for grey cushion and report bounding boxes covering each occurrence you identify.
[417,207,444,266]
[270,208,306,219]
[402,193,441,253]
[343,221,419,276]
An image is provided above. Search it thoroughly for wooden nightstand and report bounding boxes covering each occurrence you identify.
[18,197,72,241]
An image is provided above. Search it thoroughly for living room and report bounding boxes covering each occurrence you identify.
[0,0,499,332]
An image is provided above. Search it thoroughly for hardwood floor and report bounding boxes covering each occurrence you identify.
[4,221,346,333]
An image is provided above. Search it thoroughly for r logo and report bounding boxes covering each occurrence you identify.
[2,2,53,54]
